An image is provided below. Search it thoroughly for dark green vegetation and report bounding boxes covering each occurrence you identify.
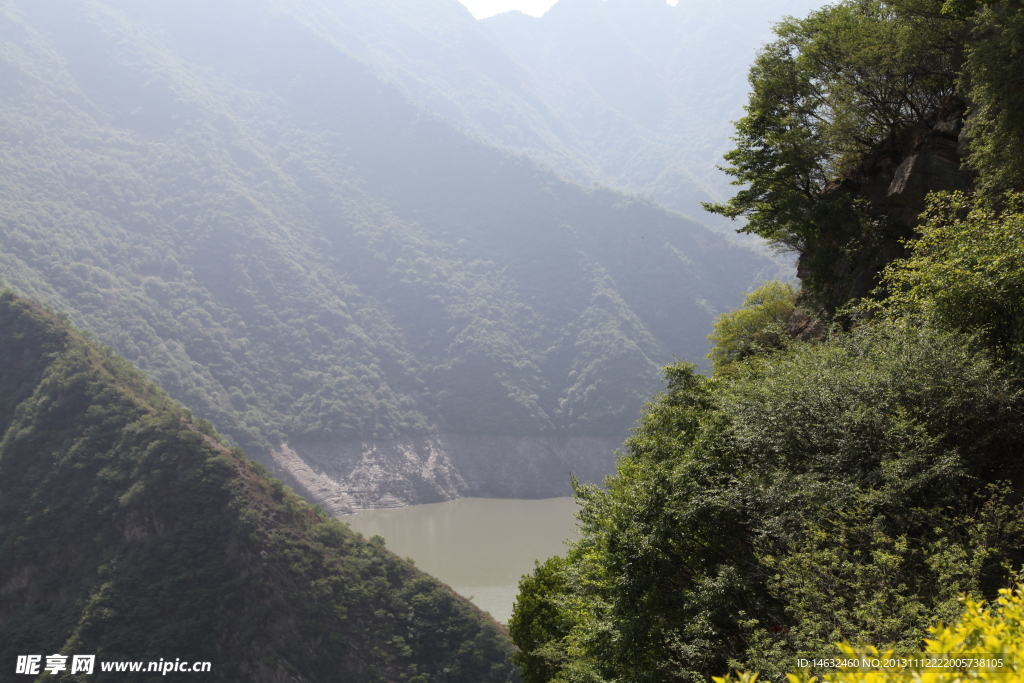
[0,0,779,458]
[510,1,1024,681]
[703,0,971,311]
[0,290,517,683]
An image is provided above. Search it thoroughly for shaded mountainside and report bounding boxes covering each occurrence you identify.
[0,0,782,503]
[0,291,518,682]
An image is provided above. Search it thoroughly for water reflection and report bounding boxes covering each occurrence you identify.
[346,497,580,624]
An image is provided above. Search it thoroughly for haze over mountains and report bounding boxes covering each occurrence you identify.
[303,0,822,222]
[0,0,793,508]
[481,0,826,220]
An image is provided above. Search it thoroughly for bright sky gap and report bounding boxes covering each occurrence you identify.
[459,0,679,20]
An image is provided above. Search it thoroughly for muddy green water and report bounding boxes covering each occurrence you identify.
[345,497,580,624]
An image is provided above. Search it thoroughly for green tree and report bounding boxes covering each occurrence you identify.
[508,556,574,683]
[963,3,1024,196]
[744,489,1024,679]
[704,0,960,308]
[705,0,957,245]
[511,323,1024,682]
[707,281,801,374]
[882,191,1024,363]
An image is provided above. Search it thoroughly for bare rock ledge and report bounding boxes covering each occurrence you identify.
[258,435,622,513]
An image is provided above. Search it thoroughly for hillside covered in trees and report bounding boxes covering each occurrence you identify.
[0,0,782,504]
[0,290,518,682]
[509,0,1024,681]
[334,0,822,224]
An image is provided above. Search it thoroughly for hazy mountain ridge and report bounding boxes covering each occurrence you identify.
[305,0,822,223]
[237,0,822,223]
[479,0,825,220]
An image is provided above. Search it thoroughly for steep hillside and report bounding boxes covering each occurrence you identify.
[0,0,781,505]
[0,290,518,682]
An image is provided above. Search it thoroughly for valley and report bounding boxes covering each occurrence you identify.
[0,0,786,508]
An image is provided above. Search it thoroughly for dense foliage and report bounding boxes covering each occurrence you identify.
[510,1,1024,681]
[702,0,972,310]
[0,291,518,682]
[705,281,799,373]
[725,587,1024,683]
[881,191,1024,363]
[511,327,1024,682]
[961,3,1024,196]
[703,0,959,247]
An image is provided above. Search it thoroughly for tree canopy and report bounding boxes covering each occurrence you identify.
[704,0,959,252]
[705,281,800,373]
[881,191,1024,363]
[512,324,1024,681]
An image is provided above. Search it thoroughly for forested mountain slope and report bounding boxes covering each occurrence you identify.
[0,291,517,683]
[0,0,780,506]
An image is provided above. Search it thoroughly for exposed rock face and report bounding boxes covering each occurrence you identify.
[798,96,975,310]
[884,103,973,214]
[261,435,621,513]
[786,309,826,343]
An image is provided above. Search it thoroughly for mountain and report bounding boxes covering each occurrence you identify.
[306,0,823,224]
[0,290,517,683]
[479,0,825,221]
[0,0,782,507]
[289,0,826,224]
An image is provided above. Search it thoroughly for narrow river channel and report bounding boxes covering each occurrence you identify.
[345,497,580,624]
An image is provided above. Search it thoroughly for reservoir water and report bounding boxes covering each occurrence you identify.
[345,497,580,624]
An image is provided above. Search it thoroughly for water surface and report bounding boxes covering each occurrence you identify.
[346,497,579,624]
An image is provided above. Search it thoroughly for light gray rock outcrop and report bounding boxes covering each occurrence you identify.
[260,434,621,512]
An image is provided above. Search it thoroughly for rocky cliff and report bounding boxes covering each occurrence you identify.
[800,96,975,309]
[264,435,621,513]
